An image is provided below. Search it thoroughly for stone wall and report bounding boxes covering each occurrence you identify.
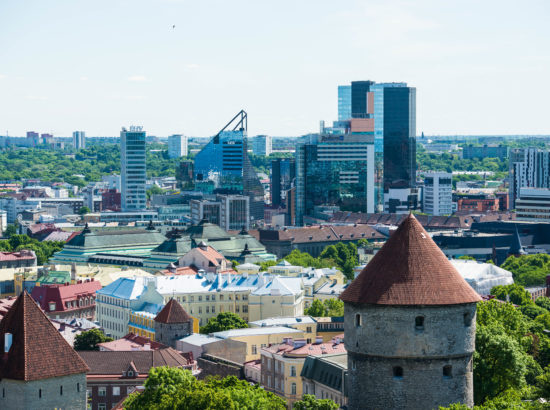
[0,373,87,410]
[197,355,244,380]
[154,321,191,349]
[344,303,477,410]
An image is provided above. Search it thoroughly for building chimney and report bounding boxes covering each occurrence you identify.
[315,336,323,344]
[143,343,151,351]
[4,333,13,353]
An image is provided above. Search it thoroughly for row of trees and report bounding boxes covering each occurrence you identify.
[124,367,338,410]
[260,241,366,281]
[501,254,550,287]
[0,233,64,265]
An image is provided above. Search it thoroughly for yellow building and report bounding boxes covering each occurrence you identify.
[248,277,304,322]
[261,337,346,406]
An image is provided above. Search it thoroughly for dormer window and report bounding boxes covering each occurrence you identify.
[49,302,56,312]
[127,371,134,377]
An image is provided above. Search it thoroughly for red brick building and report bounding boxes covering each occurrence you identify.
[102,189,121,211]
[456,197,499,212]
[31,279,102,320]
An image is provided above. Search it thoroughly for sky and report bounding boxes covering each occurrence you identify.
[0,0,549,138]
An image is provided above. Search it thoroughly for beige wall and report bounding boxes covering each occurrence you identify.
[248,294,304,322]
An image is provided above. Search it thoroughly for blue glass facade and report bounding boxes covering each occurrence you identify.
[338,85,351,121]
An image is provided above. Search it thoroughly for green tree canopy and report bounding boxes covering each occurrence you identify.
[73,328,113,351]
[304,299,344,317]
[199,312,248,334]
[293,394,338,410]
[501,254,550,287]
[78,206,91,215]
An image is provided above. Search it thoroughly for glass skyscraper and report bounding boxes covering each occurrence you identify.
[296,134,374,226]
[121,126,147,211]
[337,85,351,121]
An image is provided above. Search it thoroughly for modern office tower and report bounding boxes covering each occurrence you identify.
[515,188,550,221]
[168,134,188,158]
[295,134,375,226]
[218,194,250,231]
[176,160,194,190]
[383,86,417,193]
[270,158,296,208]
[423,172,453,216]
[338,85,351,121]
[252,135,272,156]
[72,131,86,150]
[193,111,264,221]
[121,126,147,211]
[371,83,407,211]
[509,148,550,208]
[351,80,375,118]
[190,199,221,225]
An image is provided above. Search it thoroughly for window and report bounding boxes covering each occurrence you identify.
[306,326,312,333]
[198,307,202,314]
[49,302,56,312]
[113,386,120,396]
[98,404,107,410]
[198,296,202,301]
[291,383,297,395]
[220,295,224,301]
[236,306,240,313]
[98,387,106,396]
[291,366,296,377]
[252,345,257,355]
[60,385,63,396]
[212,306,216,313]
[243,305,248,313]
[77,383,80,392]
[355,313,361,327]
[415,316,424,330]
[128,371,134,377]
[206,306,209,314]
[443,365,453,379]
[393,367,403,379]
[39,389,42,398]
[464,312,472,327]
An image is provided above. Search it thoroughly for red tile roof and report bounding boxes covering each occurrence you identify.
[340,214,482,306]
[0,297,17,322]
[98,333,168,351]
[0,291,89,381]
[31,280,102,313]
[154,298,192,324]
[0,250,36,262]
[195,245,226,266]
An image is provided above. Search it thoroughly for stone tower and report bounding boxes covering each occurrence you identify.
[340,214,481,410]
[0,291,89,410]
[154,298,193,349]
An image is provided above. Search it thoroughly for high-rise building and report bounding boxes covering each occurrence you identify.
[190,199,221,226]
[296,134,375,226]
[383,86,417,193]
[351,80,375,118]
[337,85,351,121]
[270,158,296,208]
[193,111,264,221]
[121,126,147,211]
[509,148,550,208]
[168,134,188,158]
[72,131,86,150]
[252,135,272,156]
[219,194,250,231]
[423,172,452,216]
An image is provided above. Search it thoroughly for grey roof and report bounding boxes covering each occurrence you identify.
[185,221,231,240]
[151,236,192,255]
[177,333,222,347]
[249,316,316,327]
[67,228,166,249]
[212,326,302,338]
[301,353,348,395]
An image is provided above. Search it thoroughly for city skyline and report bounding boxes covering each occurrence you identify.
[0,0,549,138]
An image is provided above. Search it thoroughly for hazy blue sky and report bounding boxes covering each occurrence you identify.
[0,0,548,138]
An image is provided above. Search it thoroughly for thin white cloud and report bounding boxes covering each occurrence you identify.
[125,95,146,101]
[185,63,200,70]
[0,74,6,80]
[127,75,147,82]
[25,95,48,101]
[80,76,88,81]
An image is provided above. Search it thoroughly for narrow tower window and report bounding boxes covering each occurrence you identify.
[443,365,453,378]
[39,389,42,399]
[415,316,424,330]
[355,313,361,327]
[464,312,472,327]
[393,366,403,379]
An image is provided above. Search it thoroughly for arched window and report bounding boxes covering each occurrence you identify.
[415,316,424,330]
[355,313,361,327]
[393,366,403,379]
[443,365,453,378]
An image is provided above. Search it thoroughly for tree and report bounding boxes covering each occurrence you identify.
[146,185,164,200]
[78,206,91,215]
[4,223,17,238]
[324,299,344,317]
[125,368,286,410]
[501,254,550,286]
[491,284,533,306]
[304,299,326,317]
[73,328,113,351]
[199,312,248,334]
[457,255,476,261]
[293,394,338,410]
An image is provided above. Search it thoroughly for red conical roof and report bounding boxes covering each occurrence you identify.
[154,298,192,324]
[0,291,89,381]
[340,214,481,305]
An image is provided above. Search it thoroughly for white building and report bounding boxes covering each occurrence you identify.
[252,135,272,156]
[450,259,514,295]
[102,174,122,191]
[219,194,250,231]
[515,187,550,221]
[72,131,86,150]
[168,134,188,159]
[121,126,147,211]
[423,172,452,216]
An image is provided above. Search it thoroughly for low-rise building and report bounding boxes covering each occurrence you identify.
[249,316,317,343]
[301,353,348,408]
[177,242,230,273]
[0,250,37,269]
[249,276,304,321]
[261,336,346,406]
[79,348,194,410]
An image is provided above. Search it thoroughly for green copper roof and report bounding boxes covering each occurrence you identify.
[66,228,166,249]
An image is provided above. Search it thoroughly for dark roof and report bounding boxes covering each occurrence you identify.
[509,226,526,255]
[78,348,191,375]
[301,353,347,394]
[151,235,192,255]
[184,221,231,240]
[0,291,90,381]
[340,214,481,306]
[154,298,192,324]
[259,225,386,244]
[66,228,166,248]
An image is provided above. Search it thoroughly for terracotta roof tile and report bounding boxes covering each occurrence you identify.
[340,214,482,306]
[154,298,192,324]
[0,291,90,381]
